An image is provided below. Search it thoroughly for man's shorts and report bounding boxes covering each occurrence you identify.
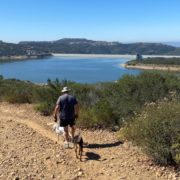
[60,118,75,127]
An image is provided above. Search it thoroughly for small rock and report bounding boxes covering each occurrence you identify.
[110,163,114,168]
[14,177,19,180]
[77,171,83,176]
[11,172,15,176]
[101,158,107,161]
[51,174,55,179]
[156,171,163,177]
[45,156,50,160]
[119,176,127,179]
[56,161,61,164]
[149,162,154,166]
[35,169,39,173]
[111,125,119,132]
[30,131,36,136]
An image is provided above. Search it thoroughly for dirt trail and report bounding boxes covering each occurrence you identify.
[0,102,179,180]
[17,119,58,144]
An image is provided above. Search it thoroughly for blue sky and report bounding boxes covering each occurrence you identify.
[0,0,180,43]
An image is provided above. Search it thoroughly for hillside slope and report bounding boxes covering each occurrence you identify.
[1,38,180,56]
[0,102,179,180]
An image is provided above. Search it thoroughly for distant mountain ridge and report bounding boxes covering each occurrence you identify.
[165,42,180,47]
[1,38,180,56]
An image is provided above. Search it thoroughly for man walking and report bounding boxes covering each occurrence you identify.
[53,87,79,148]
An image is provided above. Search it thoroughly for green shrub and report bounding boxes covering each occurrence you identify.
[0,75,3,80]
[34,72,180,128]
[126,60,137,66]
[0,72,180,130]
[171,143,180,164]
[92,99,115,127]
[120,100,180,165]
[36,102,54,116]
[76,107,96,128]
[5,88,32,103]
[76,101,114,128]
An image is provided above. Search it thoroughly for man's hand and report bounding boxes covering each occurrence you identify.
[53,114,57,122]
[53,104,60,123]
[74,104,79,119]
[75,114,78,119]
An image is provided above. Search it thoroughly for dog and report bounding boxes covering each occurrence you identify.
[52,123,84,161]
[51,121,84,161]
[73,133,84,161]
[52,123,65,141]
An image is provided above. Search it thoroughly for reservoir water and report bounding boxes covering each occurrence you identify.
[0,55,141,83]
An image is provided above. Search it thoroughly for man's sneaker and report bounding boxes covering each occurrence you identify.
[64,142,69,149]
[68,135,73,143]
[68,142,74,148]
[70,137,75,143]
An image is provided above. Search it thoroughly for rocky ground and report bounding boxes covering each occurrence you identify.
[0,102,179,180]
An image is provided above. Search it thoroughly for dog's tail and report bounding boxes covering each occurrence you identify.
[47,122,54,126]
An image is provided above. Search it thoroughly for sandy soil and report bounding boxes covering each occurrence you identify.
[0,102,179,180]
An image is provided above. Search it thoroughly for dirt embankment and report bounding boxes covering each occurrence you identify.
[0,102,179,180]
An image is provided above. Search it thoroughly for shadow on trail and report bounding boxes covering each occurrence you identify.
[82,141,123,161]
[84,152,101,161]
[85,141,123,149]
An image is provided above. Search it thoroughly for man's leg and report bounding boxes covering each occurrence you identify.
[70,125,75,141]
[64,126,69,143]
[60,119,68,142]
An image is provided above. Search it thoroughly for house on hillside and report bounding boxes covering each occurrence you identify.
[136,53,143,61]
[26,48,37,56]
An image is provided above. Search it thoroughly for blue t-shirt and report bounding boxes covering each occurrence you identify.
[56,94,78,120]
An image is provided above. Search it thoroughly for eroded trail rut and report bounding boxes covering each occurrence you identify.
[0,102,179,180]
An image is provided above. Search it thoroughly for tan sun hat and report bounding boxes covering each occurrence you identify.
[61,86,71,93]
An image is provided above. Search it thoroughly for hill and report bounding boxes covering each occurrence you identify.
[1,38,180,57]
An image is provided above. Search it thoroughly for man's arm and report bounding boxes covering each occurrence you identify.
[74,104,79,119]
[53,97,61,121]
[53,104,60,122]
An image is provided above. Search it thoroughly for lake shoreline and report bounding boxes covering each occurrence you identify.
[52,53,180,58]
[1,53,180,62]
[0,54,52,61]
[52,53,136,59]
[124,63,180,72]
